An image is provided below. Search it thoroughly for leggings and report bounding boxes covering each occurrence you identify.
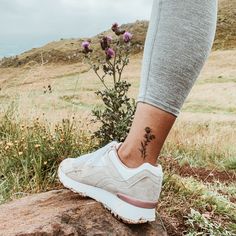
[137,0,218,116]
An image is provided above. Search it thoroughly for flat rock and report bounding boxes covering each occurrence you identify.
[0,189,167,236]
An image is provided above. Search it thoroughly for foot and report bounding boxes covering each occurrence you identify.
[58,141,163,224]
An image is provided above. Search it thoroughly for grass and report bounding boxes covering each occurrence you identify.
[159,119,236,235]
[0,106,235,235]
[0,46,235,235]
[54,68,89,79]
[0,94,10,101]
[158,172,236,235]
[0,106,96,204]
[1,49,235,124]
[162,121,236,170]
[183,103,236,114]
[178,176,236,222]
[185,208,233,236]
[59,94,98,110]
[197,76,236,85]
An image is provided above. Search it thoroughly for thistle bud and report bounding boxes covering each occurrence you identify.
[105,48,115,60]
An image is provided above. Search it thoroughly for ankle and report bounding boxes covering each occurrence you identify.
[117,143,157,168]
[117,147,142,168]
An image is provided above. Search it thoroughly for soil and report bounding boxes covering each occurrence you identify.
[179,164,236,183]
[161,215,187,236]
[160,156,236,183]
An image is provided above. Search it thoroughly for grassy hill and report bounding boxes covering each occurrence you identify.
[0,48,236,234]
[0,21,148,68]
[0,0,235,68]
[0,1,235,235]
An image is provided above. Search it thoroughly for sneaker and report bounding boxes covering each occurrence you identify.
[58,141,163,224]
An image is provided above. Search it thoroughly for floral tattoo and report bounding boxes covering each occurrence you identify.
[139,127,156,159]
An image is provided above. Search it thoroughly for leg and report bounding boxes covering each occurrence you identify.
[118,0,218,168]
[59,0,218,223]
[118,103,176,167]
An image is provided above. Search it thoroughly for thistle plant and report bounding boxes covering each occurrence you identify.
[82,23,136,146]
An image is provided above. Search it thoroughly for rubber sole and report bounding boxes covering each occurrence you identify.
[58,166,156,224]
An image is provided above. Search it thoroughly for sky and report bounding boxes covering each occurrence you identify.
[0,0,152,57]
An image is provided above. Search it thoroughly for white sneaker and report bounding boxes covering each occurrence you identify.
[58,141,163,224]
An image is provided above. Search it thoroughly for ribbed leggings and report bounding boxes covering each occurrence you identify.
[137,0,218,116]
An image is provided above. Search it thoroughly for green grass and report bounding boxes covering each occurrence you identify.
[0,107,96,204]
[185,208,233,236]
[159,173,236,235]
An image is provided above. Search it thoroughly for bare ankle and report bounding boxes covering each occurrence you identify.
[117,145,142,168]
[117,143,157,168]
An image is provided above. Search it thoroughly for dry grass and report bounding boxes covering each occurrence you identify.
[0,44,236,235]
[1,49,236,123]
[162,120,236,170]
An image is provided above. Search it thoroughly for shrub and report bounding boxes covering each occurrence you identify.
[82,23,136,146]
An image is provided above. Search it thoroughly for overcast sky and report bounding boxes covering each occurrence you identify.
[0,0,152,57]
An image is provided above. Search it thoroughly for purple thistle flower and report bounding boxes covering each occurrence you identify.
[111,23,119,32]
[82,41,92,54]
[106,48,115,59]
[100,36,112,50]
[123,32,133,43]
[82,41,90,49]
[111,22,125,36]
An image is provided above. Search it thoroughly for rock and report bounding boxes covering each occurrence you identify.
[0,189,167,236]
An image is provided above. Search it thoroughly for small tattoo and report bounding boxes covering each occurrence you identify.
[139,127,155,159]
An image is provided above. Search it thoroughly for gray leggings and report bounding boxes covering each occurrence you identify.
[137,0,218,116]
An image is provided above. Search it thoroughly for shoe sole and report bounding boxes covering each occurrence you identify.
[58,166,156,224]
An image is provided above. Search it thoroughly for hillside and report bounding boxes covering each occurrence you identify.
[0,1,235,233]
[214,0,236,50]
[0,48,236,234]
[0,21,148,68]
[0,0,235,68]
